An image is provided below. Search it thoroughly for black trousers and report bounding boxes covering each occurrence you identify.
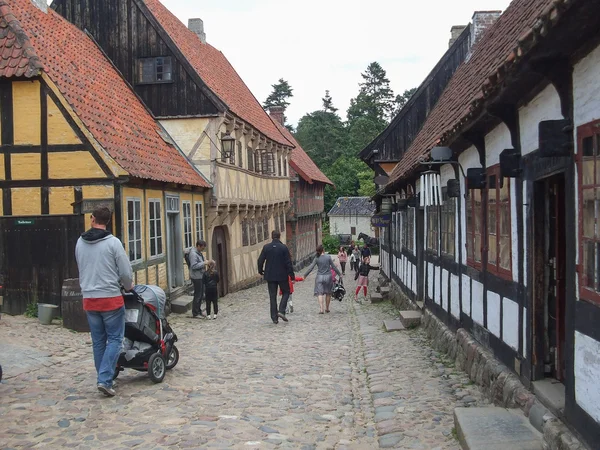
[340,262,346,274]
[192,278,205,317]
[205,289,218,315]
[268,280,290,322]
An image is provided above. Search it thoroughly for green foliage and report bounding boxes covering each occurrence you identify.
[263,78,293,109]
[295,110,348,168]
[25,301,38,318]
[322,90,337,113]
[394,87,418,113]
[322,233,340,254]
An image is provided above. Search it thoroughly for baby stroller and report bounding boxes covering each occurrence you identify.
[332,275,346,302]
[113,285,179,383]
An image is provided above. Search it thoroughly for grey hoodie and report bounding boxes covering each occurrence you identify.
[189,247,207,280]
[75,228,134,298]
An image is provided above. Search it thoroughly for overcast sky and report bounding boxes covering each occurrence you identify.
[161,0,512,126]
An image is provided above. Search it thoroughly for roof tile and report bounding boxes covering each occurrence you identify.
[142,0,292,147]
[328,197,375,216]
[6,0,209,188]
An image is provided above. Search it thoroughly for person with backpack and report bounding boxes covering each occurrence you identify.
[203,261,220,319]
[187,240,213,319]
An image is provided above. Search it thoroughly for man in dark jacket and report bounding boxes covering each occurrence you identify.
[258,230,295,324]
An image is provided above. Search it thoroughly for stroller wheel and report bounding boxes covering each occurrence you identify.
[166,345,179,370]
[148,353,166,383]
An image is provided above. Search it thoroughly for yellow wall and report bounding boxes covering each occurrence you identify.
[10,154,40,180]
[49,187,74,215]
[49,152,106,179]
[13,81,41,146]
[47,96,81,145]
[12,188,41,216]
[0,156,4,181]
[216,165,290,205]
[160,118,212,162]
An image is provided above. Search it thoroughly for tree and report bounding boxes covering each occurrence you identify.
[394,87,417,114]
[263,78,293,109]
[347,62,396,124]
[295,110,348,169]
[322,90,338,113]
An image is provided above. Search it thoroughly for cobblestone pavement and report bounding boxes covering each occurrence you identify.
[0,256,488,449]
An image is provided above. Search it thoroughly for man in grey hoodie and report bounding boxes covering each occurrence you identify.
[190,240,212,318]
[75,206,133,397]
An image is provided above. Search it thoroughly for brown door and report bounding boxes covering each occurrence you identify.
[211,227,228,297]
[532,176,566,382]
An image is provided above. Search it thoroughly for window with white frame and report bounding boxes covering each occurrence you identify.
[441,190,456,257]
[195,202,204,243]
[127,198,142,262]
[183,201,192,248]
[427,205,440,254]
[148,199,163,257]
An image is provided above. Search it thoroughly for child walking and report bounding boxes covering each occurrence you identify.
[337,247,348,275]
[354,256,379,302]
[282,275,304,313]
[203,261,220,319]
[352,246,361,274]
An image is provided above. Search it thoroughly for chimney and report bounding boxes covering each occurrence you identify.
[188,18,206,44]
[470,11,501,47]
[269,106,285,126]
[30,0,48,12]
[448,25,467,48]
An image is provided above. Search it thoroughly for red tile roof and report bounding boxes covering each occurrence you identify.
[0,0,43,78]
[143,0,292,147]
[273,121,333,186]
[389,0,562,185]
[7,0,209,188]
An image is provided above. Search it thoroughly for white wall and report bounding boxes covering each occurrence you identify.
[330,216,372,240]
[575,331,600,423]
[518,84,562,155]
[487,291,501,338]
[574,43,600,128]
[485,122,512,167]
[502,297,519,350]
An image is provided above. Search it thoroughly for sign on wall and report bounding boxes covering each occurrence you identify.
[371,214,391,227]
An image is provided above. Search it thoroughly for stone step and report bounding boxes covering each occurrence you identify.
[399,310,422,328]
[454,407,543,450]
[370,293,384,303]
[171,295,193,314]
[380,286,391,298]
[383,319,405,332]
[416,301,425,310]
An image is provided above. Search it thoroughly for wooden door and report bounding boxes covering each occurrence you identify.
[211,227,228,297]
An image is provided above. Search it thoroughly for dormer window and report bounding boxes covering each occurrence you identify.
[138,57,173,84]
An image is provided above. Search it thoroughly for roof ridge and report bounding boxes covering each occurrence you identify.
[0,0,44,78]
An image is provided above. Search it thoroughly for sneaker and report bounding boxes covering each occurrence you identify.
[289,303,294,313]
[206,315,212,320]
[213,314,217,320]
[97,384,116,397]
[277,312,288,322]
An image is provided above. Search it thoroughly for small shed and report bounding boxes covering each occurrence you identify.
[328,197,375,241]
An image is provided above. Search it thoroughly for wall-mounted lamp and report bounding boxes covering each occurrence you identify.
[420,146,466,178]
[499,148,522,178]
[220,133,236,160]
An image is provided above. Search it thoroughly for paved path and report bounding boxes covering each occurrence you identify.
[0,256,487,449]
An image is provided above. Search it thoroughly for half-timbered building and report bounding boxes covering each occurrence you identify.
[269,109,333,270]
[0,0,210,314]
[51,0,294,296]
[363,0,600,446]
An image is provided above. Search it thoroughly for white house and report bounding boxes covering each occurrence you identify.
[328,197,375,241]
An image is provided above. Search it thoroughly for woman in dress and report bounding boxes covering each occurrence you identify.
[304,245,342,314]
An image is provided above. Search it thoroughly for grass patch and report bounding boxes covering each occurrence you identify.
[451,427,458,440]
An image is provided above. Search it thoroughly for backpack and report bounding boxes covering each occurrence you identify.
[184,248,192,268]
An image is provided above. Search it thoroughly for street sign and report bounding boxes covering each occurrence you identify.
[15,219,35,226]
[370,214,391,227]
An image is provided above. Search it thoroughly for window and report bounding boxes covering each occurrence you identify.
[195,202,204,242]
[262,152,275,175]
[264,216,270,241]
[137,57,173,84]
[255,152,262,174]
[148,199,163,257]
[242,219,249,247]
[487,167,511,275]
[578,121,600,302]
[427,205,440,254]
[405,208,415,254]
[351,226,356,235]
[237,142,243,168]
[127,198,142,262]
[183,201,192,248]
[257,218,263,244]
[278,154,282,176]
[279,213,285,233]
[247,148,254,171]
[441,191,456,257]
[250,220,257,245]
[466,185,483,267]
[283,156,288,176]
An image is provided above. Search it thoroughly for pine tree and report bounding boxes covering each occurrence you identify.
[322,90,338,113]
[394,87,418,115]
[263,78,294,109]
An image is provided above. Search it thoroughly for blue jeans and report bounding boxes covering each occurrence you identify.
[86,307,125,387]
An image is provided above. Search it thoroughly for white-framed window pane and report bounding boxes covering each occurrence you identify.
[183,201,192,248]
[149,199,163,257]
[195,202,204,242]
[127,198,142,262]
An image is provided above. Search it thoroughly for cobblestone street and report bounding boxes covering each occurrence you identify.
[0,259,487,449]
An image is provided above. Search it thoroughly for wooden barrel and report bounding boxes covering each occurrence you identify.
[61,279,89,332]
